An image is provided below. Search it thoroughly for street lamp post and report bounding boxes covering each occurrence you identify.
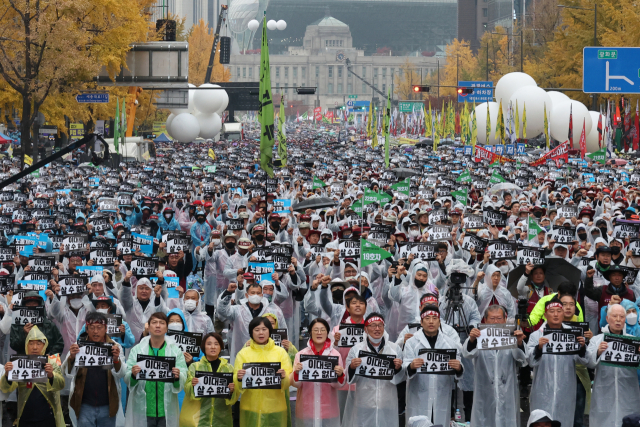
[490,31,523,73]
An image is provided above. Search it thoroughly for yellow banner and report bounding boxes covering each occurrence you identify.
[398,137,419,145]
[24,155,33,166]
[208,148,216,160]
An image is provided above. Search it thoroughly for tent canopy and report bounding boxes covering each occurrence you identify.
[153,133,172,143]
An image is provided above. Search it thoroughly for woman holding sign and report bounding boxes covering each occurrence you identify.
[180,332,238,427]
[234,316,292,427]
[290,318,345,427]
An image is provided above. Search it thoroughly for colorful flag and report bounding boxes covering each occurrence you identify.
[372,104,379,149]
[543,103,549,150]
[258,16,275,177]
[486,102,491,144]
[497,99,505,144]
[451,188,468,206]
[384,90,390,168]
[587,147,606,164]
[208,148,216,160]
[390,178,410,197]
[634,100,639,151]
[527,216,544,241]
[114,98,120,154]
[579,119,586,159]
[568,104,573,149]
[312,176,327,189]
[366,101,373,138]
[277,95,287,167]
[456,169,472,183]
[515,101,520,141]
[425,103,432,138]
[489,170,506,184]
[471,110,477,151]
[522,102,527,140]
[361,239,393,267]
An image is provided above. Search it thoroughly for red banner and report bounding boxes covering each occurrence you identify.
[314,107,322,122]
[474,146,514,164]
[579,120,586,160]
[529,141,569,167]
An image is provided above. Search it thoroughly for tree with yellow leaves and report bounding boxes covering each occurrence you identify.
[188,19,231,86]
[437,39,479,97]
[0,0,153,161]
[393,59,426,101]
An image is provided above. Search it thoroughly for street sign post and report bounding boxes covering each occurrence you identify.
[348,95,358,99]
[398,101,423,113]
[346,100,354,107]
[76,93,110,103]
[583,47,640,93]
[457,81,493,103]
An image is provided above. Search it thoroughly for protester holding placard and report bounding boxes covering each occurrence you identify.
[587,304,640,427]
[463,304,527,426]
[125,312,187,427]
[195,231,237,318]
[10,291,64,355]
[291,318,346,427]
[1,325,65,427]
[234,316,292,427]
[394,292,460,348]
[584,265,636,327]
[120,276,166,343]
[403,305,462,426]
[64,312,126,427]
[180,332,238,427]
[526,297,588,427]
[343,313,404,427]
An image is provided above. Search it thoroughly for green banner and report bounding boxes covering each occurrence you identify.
[587,147,606,164]
[361,239,393,267]
[528,216,544,241]
[312,176,326,189]
[451,188,468,206]
[390,178,410,196]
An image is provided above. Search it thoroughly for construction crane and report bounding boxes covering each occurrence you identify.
[345,58,387,100]
[205,4,229,84]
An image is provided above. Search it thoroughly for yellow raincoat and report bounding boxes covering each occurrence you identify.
[180,356,239,427]
[234,338,292,427]
[262,313,298,364]
[0,326,65,427]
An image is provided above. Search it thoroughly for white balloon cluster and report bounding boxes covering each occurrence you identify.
[248,19,286,32]
[473,72,601,152]
[165,83,229,142]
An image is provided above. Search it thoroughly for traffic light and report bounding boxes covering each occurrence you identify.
[412,85,430,93]
[457,87,473,95]
[296,87,316,95]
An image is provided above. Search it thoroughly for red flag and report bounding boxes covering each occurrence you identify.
[634,101,639,151]
[568,104,573,149]
[597,113,603,148]
[615,103,622,126]
[455,111,461,134]
[579,119,586,159]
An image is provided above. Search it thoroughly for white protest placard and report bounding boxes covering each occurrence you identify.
[27,256,55,273]
[167,331,203,358]
[483,210,508,227]
[477,324,517,350]
[462,235,487,253]
[299,355,338,383]
[194,371,234,397]
[427,226,451,241]
[516,247,545,266]
[58,277,87,296]
[338,239,360,259]
[601,333,640,369]
[12,305,45,326]
[410,242,438,262]
[557,206,578,219]
[416,349,457,374]
[337,323,365,348]
[9,355,48,383]
[135,355,176,382]
[241,362,282,389]
[355,350,396,380]
[551,227,576,244]
[74,341,114,367]
[614,222,640,239]
[487,240,517,260]
[542,327,583,355]
[131,257,158,276]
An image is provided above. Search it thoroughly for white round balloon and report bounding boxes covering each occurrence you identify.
[194,83,224,114]
[474,102,501,145]
[267,20,277,31]
[216,89,229,114]
[495,72,537,113]
[248,19,259,31]
[276,20,287,31]
[170,113,200,142]
[586,111,603,153]
[195,112,222,139]
[546,91,571,111]
[550,100,592,147]
[169,83,196,114]
[165,113,176,137]
[509,86,552,139]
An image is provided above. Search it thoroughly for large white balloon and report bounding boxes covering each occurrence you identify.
[196,112,222,139]
[169,84,196,114]
[267,20,277,31]
[216,90,229,114]
[550,101,592,147]
[247,19,259,31]
[165,113,176,137]
[194,83,224,114]
[546,91,571,110]
[474,102,501,145]
[509,86,551,139]
[170,113,200,142]
[585,111,603,153]
[495,72,537,112]
[276,20,287,31]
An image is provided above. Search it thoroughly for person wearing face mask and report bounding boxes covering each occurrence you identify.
[594,218,610,243]
[164,308,197,364]
[250,224,269,248]
[609,237,625,265]
[167,288,214,336]
[217,281,287,364]
[198,232,237,322]
[189,210,211,271]
[158,207,181,232]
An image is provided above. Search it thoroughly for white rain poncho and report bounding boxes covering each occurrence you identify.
[526,322,589,427]
[196,245,235,307]
[402,328,463,426]
[477,264,516,319]
[586,325,640,427]
[167,289,214,334]
[461,327,527,427]
[119,277,167,342]
[342,331,405,427]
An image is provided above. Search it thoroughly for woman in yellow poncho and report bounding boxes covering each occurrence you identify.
[1,325,66,427]
[180,332,239,427]
[235,316,293,427]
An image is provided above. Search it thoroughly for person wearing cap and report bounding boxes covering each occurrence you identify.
[394,291,460,347]
[125,312,187,427]
[119,275,166,343]
[526,296,588,427]
[526,409,561,427]
[2,325,66,427]
[250,224,269,248]
[403,305,463,426]
[196,231,237,321]
[463,304,527,426]
[517,263,553,332]
[343,313,404,427]
[217,279,287,364]
[189,209,211,272]
[158,207,181,233]
[64,311,126,427]
[586,303,640,427]
[82,296,135,350]
[584,264,635,329]
[10,291,65,356]
[222,237,252,285]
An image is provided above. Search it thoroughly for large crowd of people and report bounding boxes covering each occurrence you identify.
[0,128,639,427]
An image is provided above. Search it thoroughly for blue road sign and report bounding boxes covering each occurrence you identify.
[76,93,109,103]
[583,47,640,94]
[457,81,493,103]
[346,100,354,107]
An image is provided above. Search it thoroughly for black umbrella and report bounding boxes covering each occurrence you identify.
[507,257,582,299]
[292,197,337,212]
[391,167,419,178]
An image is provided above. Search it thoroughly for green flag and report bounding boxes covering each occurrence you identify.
[371,105,378,150]
[258,16,275,177]
[527,216,544,241]
[120,98,126,154]
[451,188,468,206]
[489,170,506,184]
[384,90,390,169]
[312,176,327,189]
[277,94,287,167]
[361,239,393,267]
[586,147,606,164]
[456,170,472,183]
[489,159,500,168]
[114,98,120,154]
[390,178,410,197]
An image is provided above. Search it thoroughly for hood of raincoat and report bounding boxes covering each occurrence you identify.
[263,312,279,328]
[478,264,512,318]
[619,299,640,335]
[526,409,560,427]
[167,308,189,332]
[182,288,204,314]
[26,325,48,355]
[407,416,434,427]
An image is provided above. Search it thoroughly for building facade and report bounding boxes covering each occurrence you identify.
[229,15,444,113]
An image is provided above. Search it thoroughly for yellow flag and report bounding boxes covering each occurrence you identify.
[544,103,550,150]
[486,102,491,145]
[515,101,520,141]
[522,102,527,140]
[208,148,216,160]
[425,103,432,138]
[371,106,378,149]
[366,102,373,138]
[497,99,504,144]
